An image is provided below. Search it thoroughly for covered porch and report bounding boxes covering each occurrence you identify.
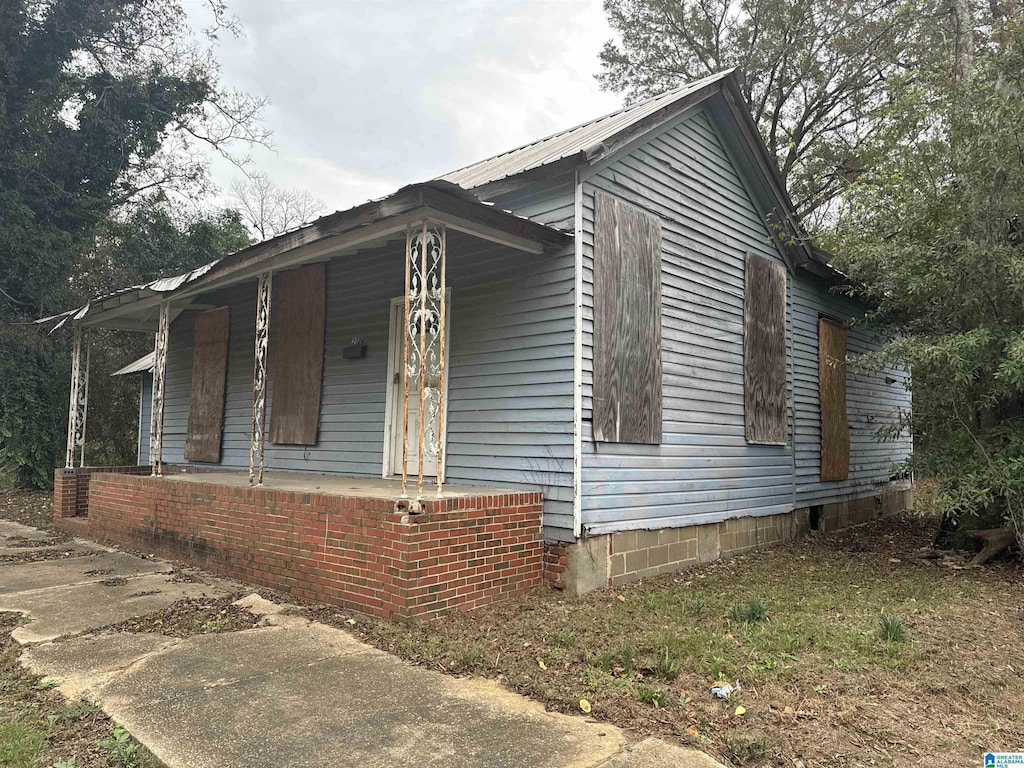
[46,181,571,616]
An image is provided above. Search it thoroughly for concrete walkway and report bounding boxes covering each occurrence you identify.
[0,521,723,768]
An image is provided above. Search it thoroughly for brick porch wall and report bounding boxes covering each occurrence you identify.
[86,473,543,619]
[53,466,151,519]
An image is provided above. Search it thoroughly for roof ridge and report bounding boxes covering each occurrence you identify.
[440,69,735,189]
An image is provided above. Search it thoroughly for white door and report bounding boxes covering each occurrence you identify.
[385,295,450,479]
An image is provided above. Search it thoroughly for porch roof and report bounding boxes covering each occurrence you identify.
[40,180,571,333]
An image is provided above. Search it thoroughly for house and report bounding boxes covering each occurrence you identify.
[47,70,912,617]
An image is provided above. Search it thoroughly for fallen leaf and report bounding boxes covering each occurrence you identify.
[538,658,547,670]
[346,618,356,625]
[579,699,592,713]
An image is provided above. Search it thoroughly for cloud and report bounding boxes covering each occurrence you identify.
[188,0,623,211]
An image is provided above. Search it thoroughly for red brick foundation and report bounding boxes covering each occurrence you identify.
[86,473,543,619]
[542,541,569,590]
[53,466,151,519]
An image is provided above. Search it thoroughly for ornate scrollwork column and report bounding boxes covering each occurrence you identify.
[401,222,447,500]
[65,327,89,468]
[249,271,272,485]
[150,301,170,476]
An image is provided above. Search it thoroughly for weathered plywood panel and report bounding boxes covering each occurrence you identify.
[184,307,230,462]
[744,252,787,444]
[593,190,662,444]
[269,263,326,445]
[818,318,850,481]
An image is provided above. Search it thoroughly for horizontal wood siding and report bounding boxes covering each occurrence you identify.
[158,228,576,540]
[138,373,152,465]
[792,274,911,505]
[579,109,796,535]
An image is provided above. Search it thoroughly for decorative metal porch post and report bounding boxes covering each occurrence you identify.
[65,327,89,468]
[400,222,448,500]
[249,271,272,486]
[150,301,170,476]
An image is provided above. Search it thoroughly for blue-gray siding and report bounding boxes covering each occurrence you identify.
[138,372,152,465]
[578,108,795,535]
[792,275,911,504]
[574,107,910,536]
[159,231,576,539]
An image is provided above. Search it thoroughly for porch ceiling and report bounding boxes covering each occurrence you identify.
[39,181,571,333]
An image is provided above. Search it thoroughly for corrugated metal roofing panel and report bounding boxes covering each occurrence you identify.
[441,70,734,189]
[112,352,155,376]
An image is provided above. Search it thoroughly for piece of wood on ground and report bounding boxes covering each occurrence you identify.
[970,527,1016,565]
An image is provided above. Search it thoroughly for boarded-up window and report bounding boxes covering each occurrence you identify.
[269,263,326,445]
[593,191,662,444]
[184,307,230,462]
[818,317,850,481]
[744,252,787,444]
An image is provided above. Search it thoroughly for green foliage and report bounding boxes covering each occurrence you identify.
[729,597,769,624]
[878,615,908,643]
[721,730,776,765]
[653,646,683,680]
[0,0,260,488]
[598,0,964,223]
[831,21,1024,545]
[631,682,670,707]
[685,593,706,616]
[0,718,47,768]
[99,725,141,768]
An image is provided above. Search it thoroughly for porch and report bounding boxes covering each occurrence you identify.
[61,467,543,619]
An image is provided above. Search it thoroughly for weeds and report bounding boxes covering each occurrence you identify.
[729,597,768,624]
[653,647,683,681]
[721,730,776,765]
[99,725,141,768]
[878,614,908,643]
[632,683,670,708]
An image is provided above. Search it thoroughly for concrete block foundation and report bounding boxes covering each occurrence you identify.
[549,485,913,593]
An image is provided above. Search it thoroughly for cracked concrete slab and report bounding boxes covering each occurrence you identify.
[2,572,233,643]
[0,550,169,596]
[0,520,58,540]
[2,522,725,768]
[595,738,726,767]
[92,628,626,768]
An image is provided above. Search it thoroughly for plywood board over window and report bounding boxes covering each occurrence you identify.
[819,317,850,481]
[593,190,662,444]
[744,252,788,444]
[269,263,326,445]
[184,307,230,462]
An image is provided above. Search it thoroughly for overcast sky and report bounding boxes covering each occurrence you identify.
[192,0,624,213]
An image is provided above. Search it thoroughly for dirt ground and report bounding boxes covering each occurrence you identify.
[2,486,1021,767]
[337,513,1024,768]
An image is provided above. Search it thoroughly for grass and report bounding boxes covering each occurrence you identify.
[346,512,1024,767]
[0,611,161,768]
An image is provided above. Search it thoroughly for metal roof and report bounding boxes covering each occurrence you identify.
[441,70,735,189]
[112,352,155,376]
[39,181,570,332]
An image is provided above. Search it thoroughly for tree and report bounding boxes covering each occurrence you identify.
[0,0,266,487]
[230,172,325,241]
[76,208,252,468]
[597,0,955,225]
[828,19,1024,550]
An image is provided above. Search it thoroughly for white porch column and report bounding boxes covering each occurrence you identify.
[65,326,89,468]
[249,271,272,485]
[400,221,447,500]
[150,301,170,476]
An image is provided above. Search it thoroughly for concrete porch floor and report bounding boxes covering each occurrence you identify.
[157,468,524,501]
[0,519,724,768]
